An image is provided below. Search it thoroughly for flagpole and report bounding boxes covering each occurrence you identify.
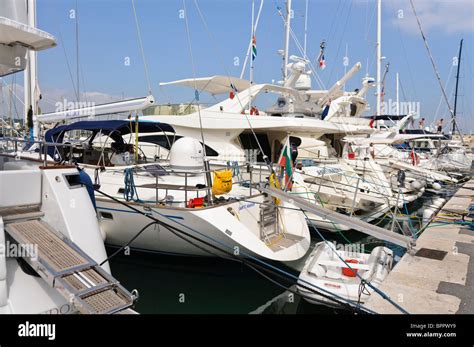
[240,0,264,79]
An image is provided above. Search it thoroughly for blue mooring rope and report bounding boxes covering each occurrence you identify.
[123,168,140,202]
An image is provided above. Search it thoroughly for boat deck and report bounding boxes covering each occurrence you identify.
[4,218,135,314]
[266,234,304,252]
[363,179,474,313]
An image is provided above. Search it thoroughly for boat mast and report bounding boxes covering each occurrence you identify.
[376,0,382,116]
[396,72,399,116]
[283,0,292,81]
[24,0,38,129]
[75,0,80,102]
[452,39,463,135]
[303,0,308,58]
[248,0,255,112]
[343,43,348,92]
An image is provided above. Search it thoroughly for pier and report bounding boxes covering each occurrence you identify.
[364,179,474,314]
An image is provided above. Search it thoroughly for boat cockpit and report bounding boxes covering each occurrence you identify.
[44,120,175,167]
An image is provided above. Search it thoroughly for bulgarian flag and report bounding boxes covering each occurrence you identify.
[252,35,257,61]
[278,137,294,190]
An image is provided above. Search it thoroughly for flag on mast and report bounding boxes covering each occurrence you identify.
[278,136,294,190]
[319,53,326,70]
[317,40,326,70]
[252,35,257,61]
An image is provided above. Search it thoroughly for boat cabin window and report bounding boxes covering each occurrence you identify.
[238,133,271,163]
[350,103,357,116]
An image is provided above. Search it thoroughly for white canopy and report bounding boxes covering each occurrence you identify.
[160,75,251,95]
[0,16,56,50]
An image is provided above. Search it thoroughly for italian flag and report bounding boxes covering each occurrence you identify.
[278,137,294,190]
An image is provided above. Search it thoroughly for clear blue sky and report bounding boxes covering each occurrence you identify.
[34,0,474,131]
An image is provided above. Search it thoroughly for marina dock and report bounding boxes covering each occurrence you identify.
[364,179,474,314]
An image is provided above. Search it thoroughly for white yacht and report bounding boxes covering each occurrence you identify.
[38,120,312,262]
[0,0,135,314]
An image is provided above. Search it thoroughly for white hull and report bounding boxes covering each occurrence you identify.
[297,242,393,307]
[97,195,311,262]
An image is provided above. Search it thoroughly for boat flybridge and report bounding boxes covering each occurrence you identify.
[0,1,136,314]
[25,120,311,262]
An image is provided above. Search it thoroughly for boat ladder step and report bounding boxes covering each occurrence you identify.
[0,205,45,223]
[4,219,135,314]
[259,200,279,242]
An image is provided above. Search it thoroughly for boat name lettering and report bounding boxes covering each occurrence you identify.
[239,202,256,211]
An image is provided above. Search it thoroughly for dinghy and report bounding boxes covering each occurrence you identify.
[297,241,393,306]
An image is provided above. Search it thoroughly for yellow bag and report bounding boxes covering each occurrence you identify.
[212,170,233,196]
[269,173,281,205]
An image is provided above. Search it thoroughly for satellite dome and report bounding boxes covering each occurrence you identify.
[169,137,205,171]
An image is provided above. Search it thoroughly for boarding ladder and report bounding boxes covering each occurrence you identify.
[258,195,280,243]
[1,205,135,314]
[258,185,416,250]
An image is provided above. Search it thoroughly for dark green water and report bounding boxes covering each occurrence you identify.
[108,180,466,314]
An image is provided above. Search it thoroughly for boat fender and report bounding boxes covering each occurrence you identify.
[410,180,423,191]
[422,209,435,227]
[372,247,393,279]
[396,170,406,187]
[78,168,97,210]
[432,182,442,190]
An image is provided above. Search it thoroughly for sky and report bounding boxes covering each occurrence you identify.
[3,0,474,131]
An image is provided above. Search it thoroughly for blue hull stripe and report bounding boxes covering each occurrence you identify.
[97,206,184,220]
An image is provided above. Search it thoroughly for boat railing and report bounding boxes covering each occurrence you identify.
[135,162,269,206]
[0,137,76,167]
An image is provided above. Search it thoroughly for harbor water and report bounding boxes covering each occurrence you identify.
[109,181,464,314]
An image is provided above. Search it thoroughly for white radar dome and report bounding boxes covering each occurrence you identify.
[169,137,205,171]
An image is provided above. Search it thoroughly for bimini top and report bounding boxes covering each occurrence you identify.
[45,120,174,142]
[45,120,174,158]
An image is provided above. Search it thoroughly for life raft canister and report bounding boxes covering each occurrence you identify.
[212,170,233,196]
[342,259,359,277]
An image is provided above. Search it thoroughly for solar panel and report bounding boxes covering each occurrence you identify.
[142,164,169,177]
